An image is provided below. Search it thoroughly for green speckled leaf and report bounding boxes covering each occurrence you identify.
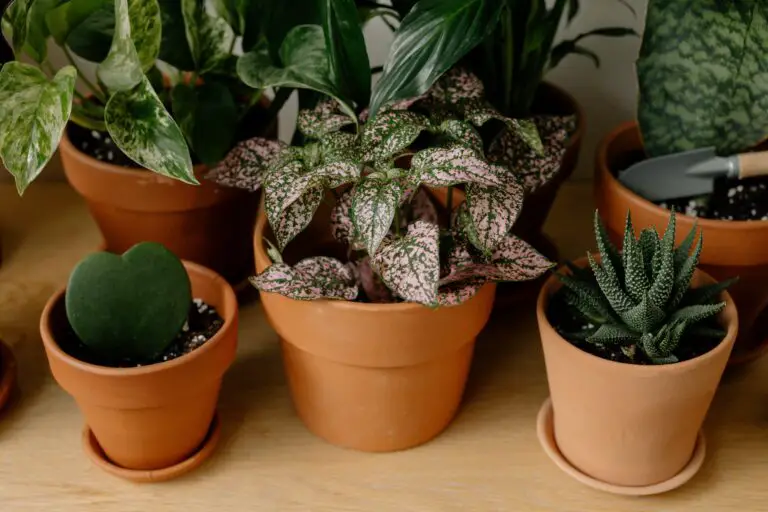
[297,99,356,139]
[0,63,76,194]
[637,1,768,156]
[271,185,324,249]
[463,100,543,154]
[464,179,524,254]
[104,75,196,184]
[411,145,505,187]
[206,136,286,191]
[361,110,428,161]
[97,0,143,92]
[437,120,483,154]
[351,174,403,255]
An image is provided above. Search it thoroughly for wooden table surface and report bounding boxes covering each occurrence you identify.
[0,181,766,511]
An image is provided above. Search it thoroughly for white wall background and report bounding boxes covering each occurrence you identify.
[2,0,647,183]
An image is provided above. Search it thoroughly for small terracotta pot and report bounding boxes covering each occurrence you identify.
[595,122,768,364]
[253,200,496,452]
[60,106,277,288]
[39,261,238,473]
[537,258,737,487]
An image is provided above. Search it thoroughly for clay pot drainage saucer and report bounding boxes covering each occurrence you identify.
[0,339,17,412]
[82,412,221,483]
[536,398,706,496]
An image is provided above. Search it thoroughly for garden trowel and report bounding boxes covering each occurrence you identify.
[618,147,768,201]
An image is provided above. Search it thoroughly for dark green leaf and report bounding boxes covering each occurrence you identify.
[322,0,370,108]
[182,0,234,74]
[63,0,113,62]
[46,0,106,45]
[586,324,639,346]
[21,0,59,62]
[549,40,600,69]
[261,0,321,62]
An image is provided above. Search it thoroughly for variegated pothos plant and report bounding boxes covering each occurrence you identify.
[209,68,560,307]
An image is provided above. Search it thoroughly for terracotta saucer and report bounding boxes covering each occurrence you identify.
[0,339,17,412]
[536,398,706,496]
[82,412,221,483]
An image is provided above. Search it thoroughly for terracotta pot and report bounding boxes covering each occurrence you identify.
[595,121,768,364]
[60,105,277,288]
[253,200,496,452]
[537,258,737,487]
[39,261,238,472]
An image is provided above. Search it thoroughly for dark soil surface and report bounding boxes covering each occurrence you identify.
[67,123,141,168]
[614,149,768,221]
[546,292,724,365]
[59,299,224,368]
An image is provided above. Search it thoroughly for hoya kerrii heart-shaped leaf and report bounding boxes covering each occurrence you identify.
[361,110,428,161]
[463,180,524,254]
[97,0,143,92]
[351,174,404,255]
[637,1,768,156]
[237,25,355,120]
[104,75,197,184]
[297,99,356,139]
[321,0,371,107]
[436,120,483,154]
[411,145,505,187]
[65,241,192,362]
[368,0,504,118]
[372,220,440,306]
[0,63,76,195]
[271,184,324,250]
[250,256,358,301]
[206,136,287,191]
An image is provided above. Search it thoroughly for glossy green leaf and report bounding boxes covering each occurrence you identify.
[211,0,252,35]
[369,0,504,118]
[157,0,195,70]
[322,0,371,107]
[104,75,196,184]
[19,0,58,62]
[237,25,355,120]
[637,1,768,156]
[127,0,161,70]
[0,63,76,195]
[548,26,636,71]
[60,0,113,63]
[46,0,105,44]
[261,0,321,61]
[96,0,143,91]
[182,0,234,74]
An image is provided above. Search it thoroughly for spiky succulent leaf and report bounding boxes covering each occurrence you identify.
[360,110,428,161]
[206,137,287,191]
[622,213,650,302]
[351,174,404,255]
[669,303,726,326]
[297,99,356,139]
[437,120,484,154]
[648,213,676,309]
[588,253,634,315]
[638,226,660,280]
[674,222,699,271]
[587,324,640,345]
[594,211,624,281]
[411,146,505,187]
[619,293,666,333]
[463,180,524,254]
[669,230,703,310]
[372,221,440,306]
[251,256,358,301]
[557,274,619,324]
[681,277,738,307]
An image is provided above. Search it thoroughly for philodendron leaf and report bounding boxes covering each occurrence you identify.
[368,0,504,118]
[97,0,143,92]
[0,63,76,194]
[104,75,197,184]
[360,110,428,161]
[128,0,161,70]
[351,174,404,255]
[436,120,484,154]
[463,180,524,254]
[411,145,505,187]
[206,136,287,191]
[251,256,358,301]
[322,0,371,107]
[297,99,356,139]
[637,1,768,156]
[237,25,356,120]
[211,0,250,35]
[372,220,440,306]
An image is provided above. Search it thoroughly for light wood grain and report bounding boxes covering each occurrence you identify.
[0,182,767,511]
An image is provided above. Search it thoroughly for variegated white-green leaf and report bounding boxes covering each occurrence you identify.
[464,180,524,254]
[372,220,440,306]
[360,110,428,161]
[297,100,356,139]
[463,100,543,154]
[272,185,324,250]
[351,174,403,255]
[182,0,235,73]
[6,0,32,56]
[437,119,483,154]
[251,256,358,301]
[330,187,357,246]
[97,0,143,92]
[411,145,504,187]
[128,0,162,70]
[0,63,76,195]
[104,75,197,184]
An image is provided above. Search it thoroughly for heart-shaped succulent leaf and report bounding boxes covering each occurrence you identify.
[65,242,192,362]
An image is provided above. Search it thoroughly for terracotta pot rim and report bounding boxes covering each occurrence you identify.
[597,120,768,231]
[537,255,739,374]
[39,260,237,378]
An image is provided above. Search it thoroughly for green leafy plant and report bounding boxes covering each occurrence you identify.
[65,241,192,362]
[554,210,734,364]
[637,0,768,157]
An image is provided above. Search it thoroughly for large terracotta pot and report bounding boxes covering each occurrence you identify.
[537,258,737,487]
[595,122,768,365]
[253,200,496,452]
[40,261,238,473]
[60,113,277,288]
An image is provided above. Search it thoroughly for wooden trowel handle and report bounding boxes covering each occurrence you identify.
[738,151,768,179]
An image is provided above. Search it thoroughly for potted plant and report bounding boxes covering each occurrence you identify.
[39,241,237,482]
[536,210,737,494]
[594,0,768,364]
[0,0,280,287]
[210,8,554,450]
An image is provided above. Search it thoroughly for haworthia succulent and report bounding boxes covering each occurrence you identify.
[251,256,358,301]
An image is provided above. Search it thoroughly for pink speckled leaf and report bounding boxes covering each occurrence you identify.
[351,174,403,255]
[361,110,428,161]
[321,131,359,162]
[315,160,360,188]
[426,67,485,104]
[437,279,486,306]
[463,101,543,154]
[297,99,356,139]
[206,137,287,190]
[489,115,576,192]
[372,220,440,306]
[411,145,504,187]
[437,120,484,154]
[408,187,439,225]
[464,179,525,254]
[264,160,313,230]
[271,184,324,249]
[250,256,358,301]
[347,256,394,303]
[330,187,357,246]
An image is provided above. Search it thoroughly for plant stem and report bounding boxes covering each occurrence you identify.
[394,209,401,237]
[501,8,514,115]
[446,186,454,216]
[63,46,106,103]
[371,65,384,74]
[227,36,237,56]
